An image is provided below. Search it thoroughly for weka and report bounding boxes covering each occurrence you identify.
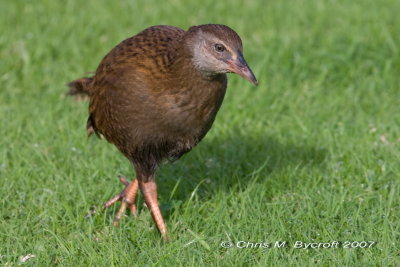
[68,24,257,240]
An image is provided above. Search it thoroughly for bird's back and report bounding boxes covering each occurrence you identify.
[88,25,187,141]
[94,26,185,82]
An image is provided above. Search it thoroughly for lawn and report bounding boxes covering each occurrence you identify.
[1,0,399,265]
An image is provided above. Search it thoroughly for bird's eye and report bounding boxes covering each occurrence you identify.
[214,44,225,52]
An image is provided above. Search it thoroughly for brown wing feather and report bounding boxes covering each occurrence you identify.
[87,26,186,139]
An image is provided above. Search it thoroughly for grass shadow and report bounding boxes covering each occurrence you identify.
[158,130,328,217]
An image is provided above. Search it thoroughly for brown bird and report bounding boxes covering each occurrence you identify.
[68,24,257,240]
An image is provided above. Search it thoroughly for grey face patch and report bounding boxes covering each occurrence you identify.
[190,31,233,74]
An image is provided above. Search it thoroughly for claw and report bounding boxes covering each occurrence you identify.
[103,176,139,225]
[103,193,122,209]
[114,201,127,226]
[119,175,130,186]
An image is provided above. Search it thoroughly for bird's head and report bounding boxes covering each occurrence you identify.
[186,24,258,85]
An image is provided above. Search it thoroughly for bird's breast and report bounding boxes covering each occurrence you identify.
[158,75,227,138]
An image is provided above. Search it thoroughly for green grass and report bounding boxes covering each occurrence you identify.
[1,0,399,265]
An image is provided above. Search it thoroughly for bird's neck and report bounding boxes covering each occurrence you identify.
[169,41,224,85]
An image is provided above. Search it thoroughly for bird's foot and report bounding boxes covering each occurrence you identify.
[139,179,170,241]
[103,176,139,226]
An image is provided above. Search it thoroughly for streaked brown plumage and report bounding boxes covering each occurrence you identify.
[68,24,257,240]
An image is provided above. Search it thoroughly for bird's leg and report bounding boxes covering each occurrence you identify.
[103,176,139,226]
[139,179,169,241]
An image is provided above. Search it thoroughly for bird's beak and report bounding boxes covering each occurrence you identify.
[227,51,258,85]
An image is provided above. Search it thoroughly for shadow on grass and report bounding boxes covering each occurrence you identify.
[157,131,328,218]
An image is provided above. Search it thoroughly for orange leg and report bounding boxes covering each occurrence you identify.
[103,176,139,226]
[139,179,169,241]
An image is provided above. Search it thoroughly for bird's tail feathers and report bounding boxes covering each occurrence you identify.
[67,76,94,99]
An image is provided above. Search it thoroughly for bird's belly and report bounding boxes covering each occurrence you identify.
[160,86,225,136]
[162,99,218,137]
[130,96,221,161]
